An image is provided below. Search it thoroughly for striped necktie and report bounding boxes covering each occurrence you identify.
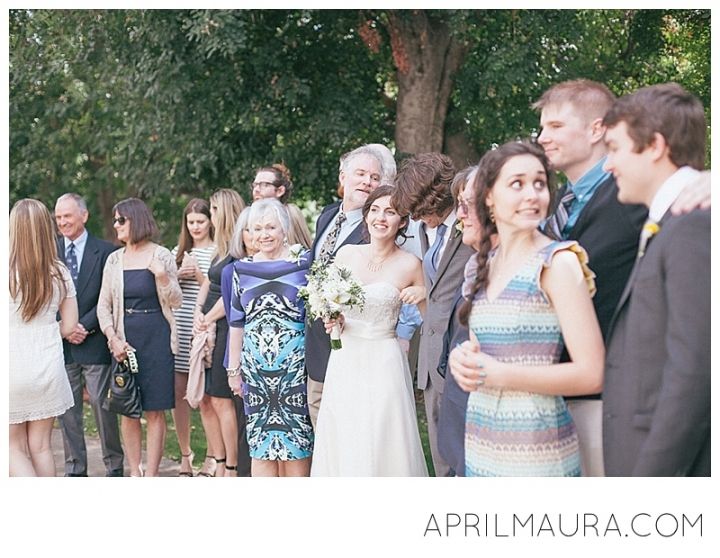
[544,187,576,240]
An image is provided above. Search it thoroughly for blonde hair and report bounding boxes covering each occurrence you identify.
[286,203,312,249]
[10,199,67,321]
[210,189,246,260]
[229,207,253,259]
[532,79,615,124]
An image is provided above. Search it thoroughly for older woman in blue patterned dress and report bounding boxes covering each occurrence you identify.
[226,198,313,477]
[450,141,604,477]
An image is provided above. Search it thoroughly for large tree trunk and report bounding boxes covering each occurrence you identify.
[385,11,467,157]
[444,128,480,170]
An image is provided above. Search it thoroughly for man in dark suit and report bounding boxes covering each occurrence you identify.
[55,193,124,476]
[305,146,383,426]
[532,80,647,476]
[600,83,710,476]
[393,153,475,477]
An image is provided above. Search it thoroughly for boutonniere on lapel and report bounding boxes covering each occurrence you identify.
[454,220,464,238]
[286,244,305,265]
[638,220,661,258]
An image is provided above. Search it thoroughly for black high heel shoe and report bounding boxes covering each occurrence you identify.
[178,451,194,477]
[197,455,217,477]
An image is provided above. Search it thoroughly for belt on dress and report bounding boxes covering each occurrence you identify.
[124,308,161,314]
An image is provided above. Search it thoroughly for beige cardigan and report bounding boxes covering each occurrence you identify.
[97,244,183,354]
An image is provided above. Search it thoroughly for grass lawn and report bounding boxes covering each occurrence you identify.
[85,387,437,476]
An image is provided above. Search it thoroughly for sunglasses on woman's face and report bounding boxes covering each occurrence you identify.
[112,216,127,225]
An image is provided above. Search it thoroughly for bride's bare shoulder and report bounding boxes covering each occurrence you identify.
[396,248,422,270]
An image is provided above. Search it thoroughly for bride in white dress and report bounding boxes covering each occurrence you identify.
[311,186,429,477]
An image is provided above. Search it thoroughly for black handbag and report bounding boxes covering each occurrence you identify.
[102,349,142,418]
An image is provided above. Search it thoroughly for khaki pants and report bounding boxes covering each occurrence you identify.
[307,377,324,429]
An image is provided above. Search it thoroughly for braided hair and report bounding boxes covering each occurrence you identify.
[458,141,555,326]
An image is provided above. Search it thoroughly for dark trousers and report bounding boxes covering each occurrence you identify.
[233,394,252,476]
[58,363,124,475]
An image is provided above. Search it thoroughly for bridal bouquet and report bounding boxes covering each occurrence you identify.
[299,261,365,350]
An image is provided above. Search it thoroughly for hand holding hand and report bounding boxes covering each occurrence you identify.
[399,285,426,305]
[66,323,88,344]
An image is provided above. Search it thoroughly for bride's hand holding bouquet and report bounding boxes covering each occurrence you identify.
[299,261,365,350]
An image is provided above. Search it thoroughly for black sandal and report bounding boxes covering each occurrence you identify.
[197,455,217,477]
[178,452,194,477]
[225,464,237,476]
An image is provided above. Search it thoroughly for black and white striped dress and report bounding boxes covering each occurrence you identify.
[171,245,215,373]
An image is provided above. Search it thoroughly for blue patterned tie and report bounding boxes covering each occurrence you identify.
[544,186,576,240]
[66,242,79,284]
[424,223,447,284]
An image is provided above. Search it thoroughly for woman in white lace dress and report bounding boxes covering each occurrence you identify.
[9,199,78,476]
[311,186,428,476]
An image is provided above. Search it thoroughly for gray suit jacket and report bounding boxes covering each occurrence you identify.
[417,220,474,391]
[602,208,710,476]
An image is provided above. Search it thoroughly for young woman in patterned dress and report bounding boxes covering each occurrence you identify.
[451,141,604,476]
[170,199,215,476]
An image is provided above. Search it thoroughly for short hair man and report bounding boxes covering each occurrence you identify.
[533,80,649,476]
[305,145,383,426]
[600,83,709,476]
[449,79,710,477]
[393,152,475,477]
[55,193,123,476]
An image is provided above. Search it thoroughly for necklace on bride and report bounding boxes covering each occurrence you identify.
[366,250,391,272]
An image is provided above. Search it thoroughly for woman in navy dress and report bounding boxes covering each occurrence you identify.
[227,198,313,477]
[193,189,247,476]
[98,198,182,477]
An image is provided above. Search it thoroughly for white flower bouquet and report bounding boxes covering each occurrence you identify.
[299,260,365,350]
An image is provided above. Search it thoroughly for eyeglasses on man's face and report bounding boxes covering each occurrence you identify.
[252,181,279,190]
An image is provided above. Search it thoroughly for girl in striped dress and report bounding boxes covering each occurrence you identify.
[170,199,215,476]
[453,141,604,476]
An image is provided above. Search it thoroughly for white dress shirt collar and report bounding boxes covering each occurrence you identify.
[648,166,700,222]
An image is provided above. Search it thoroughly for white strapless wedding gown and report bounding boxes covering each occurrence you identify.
[311,282,428,477]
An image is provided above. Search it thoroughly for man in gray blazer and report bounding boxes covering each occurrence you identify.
[601,83,710,476]
[55,193,124,476]
[393,153,475,476]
